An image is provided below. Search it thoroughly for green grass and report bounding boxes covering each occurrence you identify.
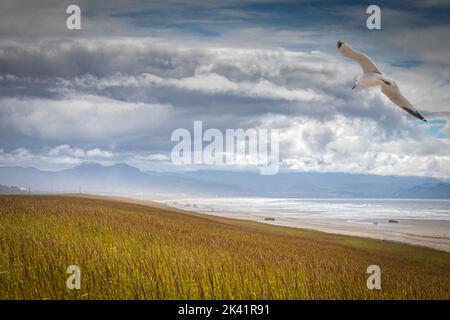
[0,195,449,299]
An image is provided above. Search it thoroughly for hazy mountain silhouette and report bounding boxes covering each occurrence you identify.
[0,162,241,195]
[0,162,449,198]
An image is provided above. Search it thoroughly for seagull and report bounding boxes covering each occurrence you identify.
[337,40,426,122]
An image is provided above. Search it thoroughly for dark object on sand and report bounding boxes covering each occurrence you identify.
[264,217,275,221]
[388,219,399,223]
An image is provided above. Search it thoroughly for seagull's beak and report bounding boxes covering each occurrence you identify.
[351,84,356,90]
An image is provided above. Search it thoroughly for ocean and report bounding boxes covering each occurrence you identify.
[164,198,450,222]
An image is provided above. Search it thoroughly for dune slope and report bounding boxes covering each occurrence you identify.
[0,195,449,299]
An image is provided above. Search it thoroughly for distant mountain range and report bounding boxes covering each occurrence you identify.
[0,162,449,199]
[0,163,240,196]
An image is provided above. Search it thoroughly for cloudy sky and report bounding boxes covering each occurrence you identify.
[0,0,449,178]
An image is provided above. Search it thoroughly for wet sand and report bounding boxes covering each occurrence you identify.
[89,194,450,253]
[160,199,450,253]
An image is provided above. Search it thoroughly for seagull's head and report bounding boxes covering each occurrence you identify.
[337,40,344,49]
[352,78,358,90]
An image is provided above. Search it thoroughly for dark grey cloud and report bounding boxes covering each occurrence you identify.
[0,2,449,177]
[0,39,420,136]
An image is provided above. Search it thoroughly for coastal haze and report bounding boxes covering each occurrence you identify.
[1,162,449,198]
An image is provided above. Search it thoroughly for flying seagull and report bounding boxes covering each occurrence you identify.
[337,40,426,122]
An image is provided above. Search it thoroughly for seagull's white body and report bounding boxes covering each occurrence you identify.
[337,40,426,122]
[357,73,385,87]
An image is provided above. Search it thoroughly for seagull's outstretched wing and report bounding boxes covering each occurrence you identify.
[337,41,382,74]
[381,81,427,121]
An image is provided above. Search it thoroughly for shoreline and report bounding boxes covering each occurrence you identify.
[158,199,450,253]
[39,193,450,253]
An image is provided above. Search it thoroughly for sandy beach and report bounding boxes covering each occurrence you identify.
[154,197,450,253]
[239,215,450,253]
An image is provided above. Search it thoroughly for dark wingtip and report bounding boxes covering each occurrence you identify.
[407,109,427,122]
[419,112,427,122]
[418,114,427,122]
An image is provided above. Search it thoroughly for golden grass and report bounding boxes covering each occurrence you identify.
[0,195,449,300]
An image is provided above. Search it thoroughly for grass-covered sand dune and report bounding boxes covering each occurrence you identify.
[0,195,449,299]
